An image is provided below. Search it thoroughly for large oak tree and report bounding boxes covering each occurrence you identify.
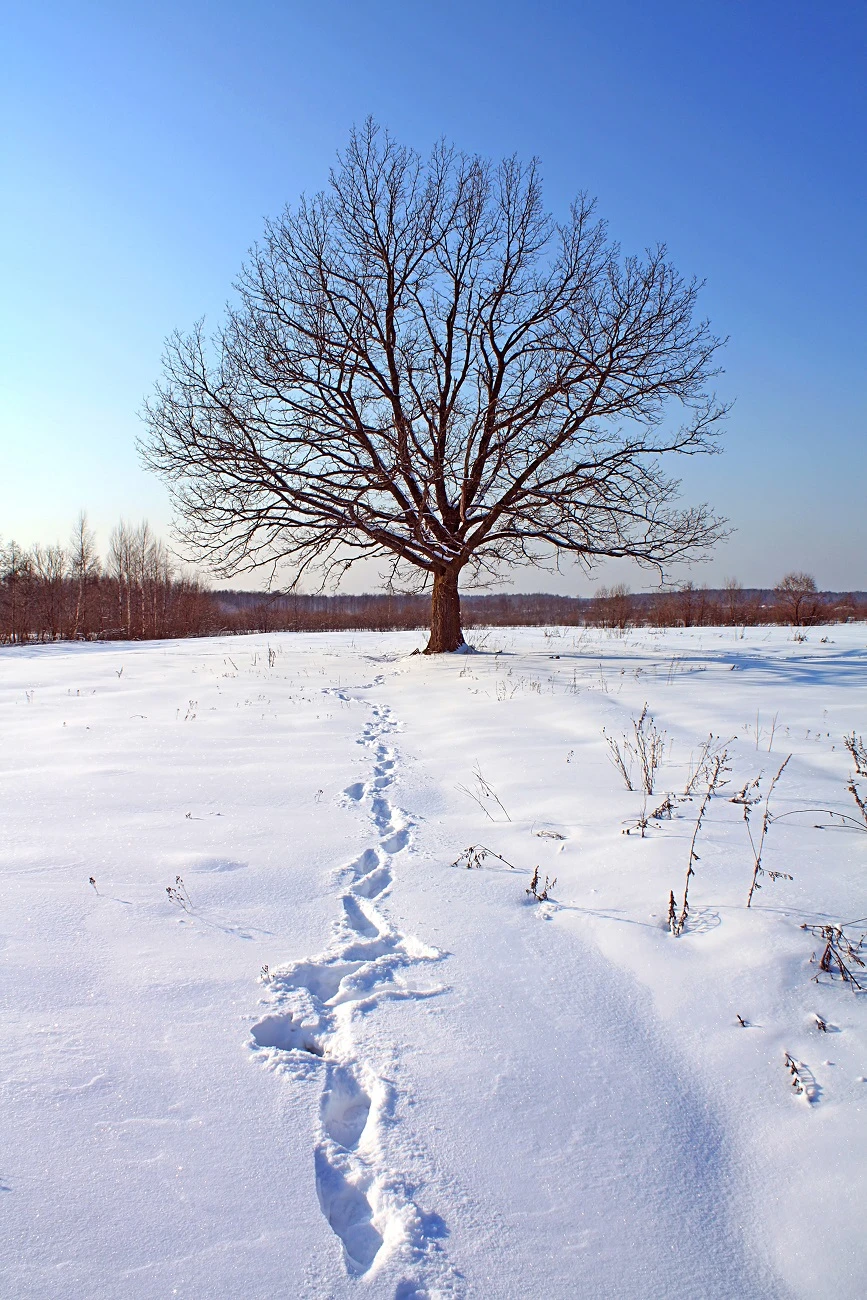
[141,121,727,651]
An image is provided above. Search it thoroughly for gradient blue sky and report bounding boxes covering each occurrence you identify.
[1,0,864,593]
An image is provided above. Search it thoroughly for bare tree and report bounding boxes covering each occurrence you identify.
[141,121,728,652]
[108,520,135,635]
[591,582,633,630]
[0,541,33,644]
[106,519,176,638]
[722,576,744,625]
[69,512,99,639]
[31,543,67,640]
[775,572,820,627]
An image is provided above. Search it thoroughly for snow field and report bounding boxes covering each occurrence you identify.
[1,625,865,1298]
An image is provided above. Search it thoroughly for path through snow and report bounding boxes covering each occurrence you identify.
[251,696,458,1293]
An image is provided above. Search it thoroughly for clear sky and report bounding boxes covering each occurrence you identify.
[1,0,865,593]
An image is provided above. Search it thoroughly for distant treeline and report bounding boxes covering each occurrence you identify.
[0,518,213,644]
[215,583,867,634]
[1,518,864,644]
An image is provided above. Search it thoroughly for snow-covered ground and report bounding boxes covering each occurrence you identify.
[2,624,865,1299]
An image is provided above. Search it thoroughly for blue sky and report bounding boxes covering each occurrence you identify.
[1,0,864,592]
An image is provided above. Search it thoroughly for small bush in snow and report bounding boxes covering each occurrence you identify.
[451,844,517,870]
[633,706,666,795]
[624,798,651,837]
[801,922,866,991]
[669,750,729,936]
[526,867,557,902]
[652,793,678,820]
[603,704,666,795]
[166,875,193,912]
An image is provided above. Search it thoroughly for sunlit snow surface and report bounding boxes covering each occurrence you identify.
[2,625,865,1298]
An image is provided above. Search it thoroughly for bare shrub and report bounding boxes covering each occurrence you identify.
[801,922,866,991]
[451,845,517,870]
[526,867,557,902]
[652,793,677,820]
[669,750,729,936]
[166,876,193,911]
[633,705,665,795]
[603,704,665,795]
[624,798,650,837]
[730,756,793,907]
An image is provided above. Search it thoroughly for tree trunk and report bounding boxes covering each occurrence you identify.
[424,569,466,653]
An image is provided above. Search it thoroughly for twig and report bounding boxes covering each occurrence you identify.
[769,806,867,834]
[783,1052,812,1100]
[455,763,511,821]
[745,756,792,907]
[451,844,517,870]
[603,729,633,790]
[684,734,714,797]
[767,712,778,752]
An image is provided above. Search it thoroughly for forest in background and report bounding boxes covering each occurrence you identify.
[1,517,864,644]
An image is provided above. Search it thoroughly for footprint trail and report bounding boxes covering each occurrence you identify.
[250,699,457,1288]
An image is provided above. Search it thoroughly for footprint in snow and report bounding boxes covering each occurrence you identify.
[250,698,453,1284]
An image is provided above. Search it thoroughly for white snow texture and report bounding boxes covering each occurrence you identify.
[2,625,865,1298]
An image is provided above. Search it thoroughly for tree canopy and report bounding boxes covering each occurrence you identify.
[141,120,727,650]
